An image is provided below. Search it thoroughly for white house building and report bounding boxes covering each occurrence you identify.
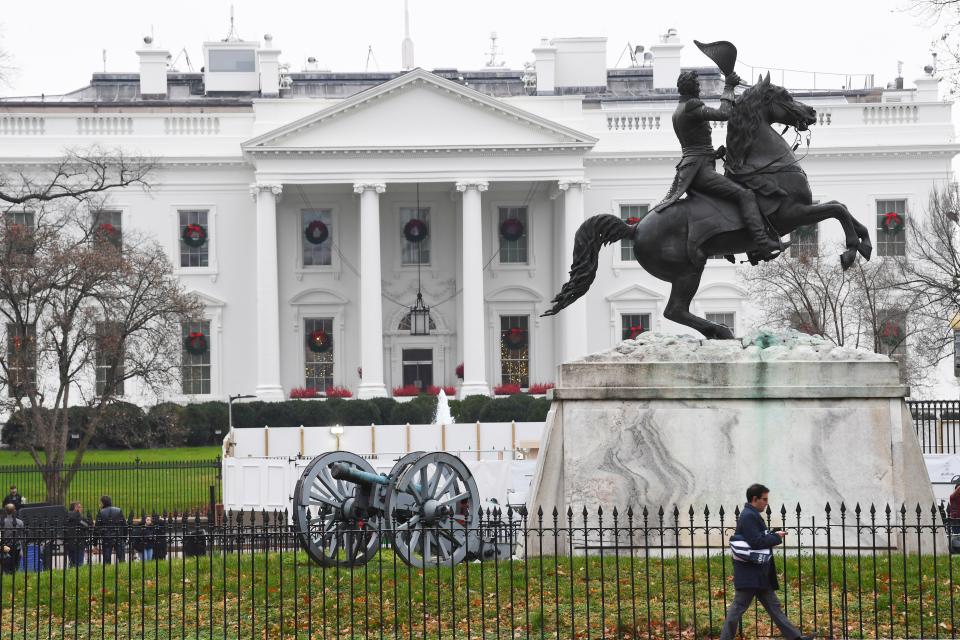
[1,28,958,404]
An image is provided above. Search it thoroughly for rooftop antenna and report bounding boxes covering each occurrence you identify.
[222,5,241,42]
[102,49,107,73]
[401,0,414,70]
[365,45,380,72]
[485,31,505,67]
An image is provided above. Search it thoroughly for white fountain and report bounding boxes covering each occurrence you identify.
[433,388,455,425]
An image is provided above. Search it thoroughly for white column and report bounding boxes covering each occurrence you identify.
[456,180,490,398]
[250,182,285,401]
[558,178,590,363]
[354,182,389,399]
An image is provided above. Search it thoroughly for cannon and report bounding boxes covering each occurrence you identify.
[293,450,511,568]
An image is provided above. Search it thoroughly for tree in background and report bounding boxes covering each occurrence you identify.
[0,147,203,503]
[908,0,960,94]
[890,183,960,376]
[739,242,926,385]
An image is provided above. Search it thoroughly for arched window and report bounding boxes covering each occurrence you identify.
[398,312,436,331]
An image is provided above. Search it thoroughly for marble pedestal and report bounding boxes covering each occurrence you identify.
[527,332,934,553]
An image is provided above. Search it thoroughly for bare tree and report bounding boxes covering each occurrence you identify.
[891,183,960,373]
[906,0,960,93]
[0,147,203,503]
[739,245,925,384]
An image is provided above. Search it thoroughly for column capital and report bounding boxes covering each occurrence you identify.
[558,177,590,191]
[249,182,283,200]
[455,180,489,193]
[353,182,386,195]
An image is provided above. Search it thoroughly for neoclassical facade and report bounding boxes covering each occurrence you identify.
[1,31,957,403]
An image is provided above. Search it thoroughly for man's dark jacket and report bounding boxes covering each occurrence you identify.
[2,494,22,511]
[732,503,782,590]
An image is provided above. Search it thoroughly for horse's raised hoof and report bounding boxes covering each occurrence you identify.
[857,241,872,261]
[840,249,857,270]
[705,325,736,340]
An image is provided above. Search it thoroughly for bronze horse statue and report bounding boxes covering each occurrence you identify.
[543,74,872,339]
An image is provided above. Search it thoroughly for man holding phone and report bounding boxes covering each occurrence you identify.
[720,483,812,640]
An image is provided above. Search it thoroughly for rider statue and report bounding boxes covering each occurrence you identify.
[651,68,786,261]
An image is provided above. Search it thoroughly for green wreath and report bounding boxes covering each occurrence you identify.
[881,212,904,234]
[308,329,332,353]
[184,332,208,356]
[182,223,208,248]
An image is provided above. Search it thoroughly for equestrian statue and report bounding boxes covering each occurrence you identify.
[543,40,871,340]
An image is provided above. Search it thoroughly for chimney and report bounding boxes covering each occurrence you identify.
[914,73,940,101]
[650,28,682,91]
[533,38,556,95]
[136,36,169,98]
[258,34,281,97]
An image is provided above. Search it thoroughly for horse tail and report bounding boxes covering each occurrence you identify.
[542,214,634,317]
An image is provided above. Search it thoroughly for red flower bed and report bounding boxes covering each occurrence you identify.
[528,382,555,395]
[455,363,464,379]
[493,383,522,396]
[325,386,353,398]
[392,384,421,397]
[289,387,319,399]
[426,385,457,396]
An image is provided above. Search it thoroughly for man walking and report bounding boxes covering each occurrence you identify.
[720,484,811,640]
[96,496,126,564]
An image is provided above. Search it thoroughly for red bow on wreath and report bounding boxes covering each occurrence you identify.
[627,325,645,339]
[98,223,118,236]
[184,331,208,355]
[626,217,642,225]
[308,329,332,353]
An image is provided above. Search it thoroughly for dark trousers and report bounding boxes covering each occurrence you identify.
[101,541,125,564]
[65,545,84,567]
[720,588,802,640]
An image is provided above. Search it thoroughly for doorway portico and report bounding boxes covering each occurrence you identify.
[242,69,596,400]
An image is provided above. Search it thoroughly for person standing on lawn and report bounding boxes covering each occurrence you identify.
[64,502,90,567]
[2,485,23,512]
[719,484,812,640]
[96,495,127,564]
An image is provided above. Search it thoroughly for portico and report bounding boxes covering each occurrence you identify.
[242,69,596,400]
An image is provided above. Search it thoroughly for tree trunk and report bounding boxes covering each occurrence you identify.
[42,467,66,506]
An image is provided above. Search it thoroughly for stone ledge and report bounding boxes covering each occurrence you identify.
[553,385,910,400]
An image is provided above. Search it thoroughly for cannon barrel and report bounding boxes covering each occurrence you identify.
[331,461,390,486]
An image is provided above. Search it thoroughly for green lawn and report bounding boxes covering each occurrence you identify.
[0,549,955,638]
[0,447,222,514]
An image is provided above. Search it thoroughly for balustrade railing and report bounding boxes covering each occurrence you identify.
[163,115,220,135]
[75,116,134,135]
[0,115,44,135]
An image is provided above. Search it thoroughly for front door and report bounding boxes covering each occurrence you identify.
[401,348,433,391]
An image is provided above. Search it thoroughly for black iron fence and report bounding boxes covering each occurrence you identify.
[0,502,954,638]
[0,458,221,515]
[908,400,960,454]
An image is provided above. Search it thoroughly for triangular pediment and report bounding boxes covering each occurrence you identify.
[605,284,664,302]
[244,69,596,152]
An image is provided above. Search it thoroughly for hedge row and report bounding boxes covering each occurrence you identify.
[1,395,552,450]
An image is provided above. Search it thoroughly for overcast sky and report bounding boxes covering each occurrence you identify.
[0,0,949,98]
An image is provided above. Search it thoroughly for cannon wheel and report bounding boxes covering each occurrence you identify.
[388,452,479,568]
[294,451,381,567]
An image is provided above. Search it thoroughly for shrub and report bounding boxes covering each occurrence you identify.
[289,387,318,399]
[389,401,433,425]
[525,397,552,422]
[392,384,420,397]
[181,402,229,446]
[254,401,306,429]
[94,402,150,448]
[426,385,457,396]
[338,400,381,426]
[528,382,555,395]
[447,399,462,422]
[479,394,535,423]
[147,402,189,447]
[230,401,265,429]
[368,397,398,424]
[325,386,353,399]
[493,383,522,396]
[457,395,490,423]
[410,394,438,420]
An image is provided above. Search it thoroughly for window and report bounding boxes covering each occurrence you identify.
[789,310,820,335]
[500,315,530,388]
[401,348,433,391]
[305,318,334,391]
[954,330,960,378]
[95,321,124,396]
[208,49,256,72]
[619,205,647,261]
[5,323,36,398]
[181,320,211,395]
[877,310,907,356]
[400,207,430,265]
[93,210,123,251]
[398,312,436,331]
[301,209,332,267]
[5,211,35,256]
[876,199,906,257]
[621,313,651,340]
[790,224,819,258]
[179,210,209,268]
[499,206,529,264]
[706,312,735,333]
